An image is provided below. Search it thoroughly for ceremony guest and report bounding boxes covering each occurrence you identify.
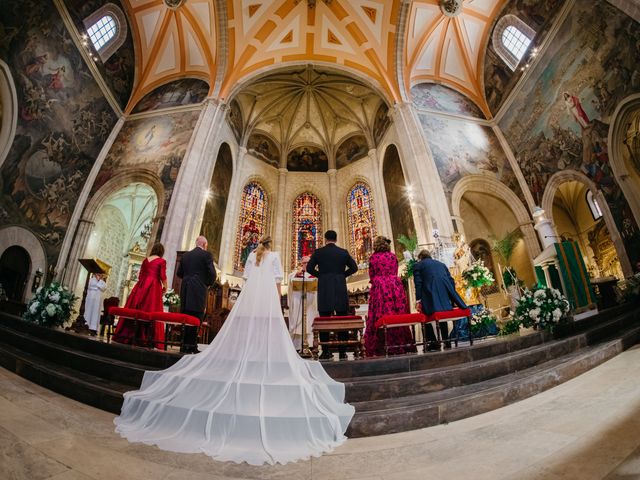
[307,230,358,359]
[413,249,467,350]
[177,235,216,353]
[85,272,107,336]
[113,243,167,348]
[365,236,416,356]
[287,256,318,350]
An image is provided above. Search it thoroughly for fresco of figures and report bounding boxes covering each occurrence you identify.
[64,0,135,110]
[91,110,200,236]
[287,146,328,172]
[483,0,565,114]
[132,78,209,113]
[411,83,484,119]
[418,114,524,205]
[247,132,280,168]
[336,135,368,169]
[0,0,117,262]
[499,0,640,268]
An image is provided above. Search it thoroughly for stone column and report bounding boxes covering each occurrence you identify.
[533,207,558,249]
[161,99,227,282]
[56,117,125,279]
[367,148,392,241]
[327,169,339,239]
[274,168,288,254]
[218,147,247,277]
[391,102,454,245]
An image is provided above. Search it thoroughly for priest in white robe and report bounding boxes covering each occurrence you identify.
[287,256,318,350]
[85,273,107,335]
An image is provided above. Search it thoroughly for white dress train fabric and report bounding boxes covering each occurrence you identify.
[114,251,355,465]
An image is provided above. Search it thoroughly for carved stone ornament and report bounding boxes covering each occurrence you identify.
[439,0,463,17]
[163,0,186,9]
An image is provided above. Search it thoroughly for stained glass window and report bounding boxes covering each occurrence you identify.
[234,182,269,271]
[291,193,322,269]
[347,182,376,267]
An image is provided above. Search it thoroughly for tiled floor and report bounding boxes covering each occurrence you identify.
[2,346,640,480]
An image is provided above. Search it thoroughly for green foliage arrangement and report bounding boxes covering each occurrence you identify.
[513,286,571,332]
[462,260,495,289]
[397,233,419,280]
[470,306,498,337]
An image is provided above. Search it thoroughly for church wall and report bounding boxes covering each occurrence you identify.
[498,0,640,271]
[88,110,201,240]
[416,113,527,209]
[0,0,118,267]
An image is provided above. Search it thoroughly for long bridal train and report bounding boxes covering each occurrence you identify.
[114,251,354,466]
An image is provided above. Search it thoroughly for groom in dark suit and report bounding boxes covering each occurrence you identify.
[177,236,216,353]
[307,230,358,359]
[413,249,467,350]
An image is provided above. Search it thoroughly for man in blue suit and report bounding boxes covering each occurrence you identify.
[413,249,467,350]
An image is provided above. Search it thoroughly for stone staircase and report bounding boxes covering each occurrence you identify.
[0,305,638,437]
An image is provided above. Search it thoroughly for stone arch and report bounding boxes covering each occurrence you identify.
[0,59,18,169]
[0,226,47,300]
[541,169,632,276]
[451,174,540,260]
[63,171,165,293]
[608,93,640,226]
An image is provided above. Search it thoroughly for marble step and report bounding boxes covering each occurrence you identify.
[0,324,150,387]
[0,341,128,414]
[0,313,182,369]
[346,323,640,437]
[343,308,638,402]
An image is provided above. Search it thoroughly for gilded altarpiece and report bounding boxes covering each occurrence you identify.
[347,183,376,267]
[234,182,269,272]
[291,193,322,269]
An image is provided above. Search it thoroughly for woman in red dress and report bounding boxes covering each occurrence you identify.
[113,243,167,348]
[364,236,416,357]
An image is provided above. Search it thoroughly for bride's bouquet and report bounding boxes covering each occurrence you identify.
[163,289,180,307]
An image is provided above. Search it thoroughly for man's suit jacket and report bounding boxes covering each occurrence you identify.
[413,258,467,315]
[177,247,216,313]
[307,243,358,313]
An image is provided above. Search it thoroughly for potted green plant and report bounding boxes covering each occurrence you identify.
[23,282,78,328]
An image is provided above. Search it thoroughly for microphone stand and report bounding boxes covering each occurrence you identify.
[299,271,313,358]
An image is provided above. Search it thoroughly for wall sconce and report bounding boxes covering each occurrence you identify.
[32,268,43,293]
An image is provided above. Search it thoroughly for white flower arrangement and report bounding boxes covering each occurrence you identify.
[462,260,495,289]
[23,281,77,327]
[163,289,181,307]
[514,286,571,332]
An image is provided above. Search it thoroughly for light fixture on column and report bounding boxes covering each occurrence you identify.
[203,188,213,201]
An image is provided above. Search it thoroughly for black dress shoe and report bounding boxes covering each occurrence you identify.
[444,341,452,350]
[427,342,440,352]
[338,352,348,360]
[319,352,333,360]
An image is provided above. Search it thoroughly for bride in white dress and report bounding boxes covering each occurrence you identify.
[114,236,355,465]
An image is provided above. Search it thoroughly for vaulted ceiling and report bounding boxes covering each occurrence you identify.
[121,0,507,117]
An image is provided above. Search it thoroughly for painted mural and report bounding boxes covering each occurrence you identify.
[234,182,269,271]
[287,146,328,172]
[499,0,640,269]
[291,193,322,269]
[227,99,243,143]
[64,0,135,110]
[347,183,376,267]
[418,114,524,205]
[91,110,200,236]
[373,102,391,145]
[0,0,116,263]
[484,0,565,114]
[336,135,368,169]
[247,132,280,168]
[201,143,233,263]
[132,78,209,113]
[411,83,484,119]
[382,145,416,257]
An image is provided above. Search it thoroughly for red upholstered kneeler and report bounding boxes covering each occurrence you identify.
[425,308,472,348]
[375,313,426,356]
[148,312,201,352]
[109,307,153,347]
[311,316,364,360]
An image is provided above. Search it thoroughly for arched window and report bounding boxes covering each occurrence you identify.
[586,190,603,220]
[291,193,322,269]
[234,182,269,271]
[347,182,376,267]
[492,14,535,71]
[83,4,128,62]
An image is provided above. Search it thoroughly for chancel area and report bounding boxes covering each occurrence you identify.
[1,0,640,476]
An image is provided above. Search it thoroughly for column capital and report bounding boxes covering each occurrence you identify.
[278,167,288,175]
[327,168,337,177]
